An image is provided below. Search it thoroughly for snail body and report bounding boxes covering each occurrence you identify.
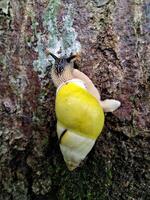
[49,52,120,170]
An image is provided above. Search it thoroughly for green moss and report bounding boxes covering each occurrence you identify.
[43,151,113,200]
[32,177,52,195]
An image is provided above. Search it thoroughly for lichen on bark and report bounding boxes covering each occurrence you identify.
[33,0,81,77]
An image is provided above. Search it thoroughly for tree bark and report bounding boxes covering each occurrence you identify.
[0,0,149,199]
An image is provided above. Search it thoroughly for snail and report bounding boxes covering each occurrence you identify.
[49,52,121,171]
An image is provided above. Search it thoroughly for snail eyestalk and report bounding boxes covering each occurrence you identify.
[50,53,76,87]
[67,55,78,62]
[48,52,60,61]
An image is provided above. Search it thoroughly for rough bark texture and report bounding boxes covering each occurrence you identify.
[0,0,150,199]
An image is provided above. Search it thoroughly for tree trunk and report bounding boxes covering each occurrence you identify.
[0,0,149,199]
